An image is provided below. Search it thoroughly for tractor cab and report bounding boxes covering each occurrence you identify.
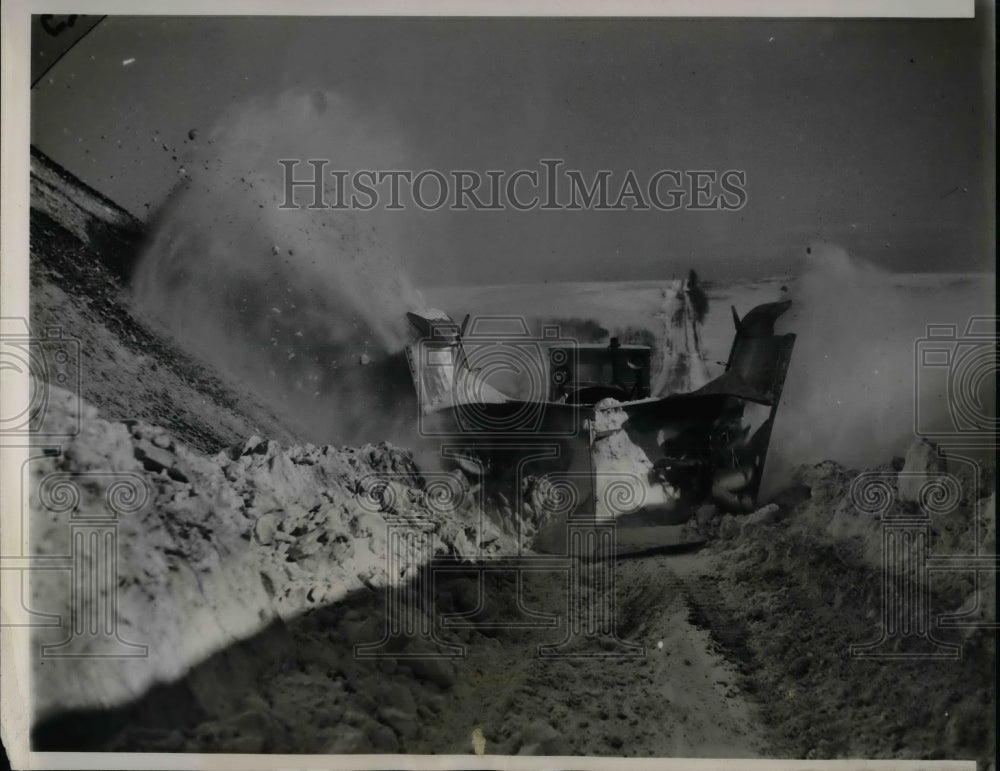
[548,338,651,405]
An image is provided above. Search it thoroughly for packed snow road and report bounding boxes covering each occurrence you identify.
[69,548,765,756]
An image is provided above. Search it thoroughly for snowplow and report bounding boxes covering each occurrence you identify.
[403,280,795,536]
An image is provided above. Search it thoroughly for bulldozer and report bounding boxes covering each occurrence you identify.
[403,285,795,551]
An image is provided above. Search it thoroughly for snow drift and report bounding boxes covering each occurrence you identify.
[28,386,513,724]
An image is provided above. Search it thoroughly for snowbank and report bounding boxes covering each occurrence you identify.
[28,387,512,722]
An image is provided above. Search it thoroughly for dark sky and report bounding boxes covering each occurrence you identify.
[30,13,994,284]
